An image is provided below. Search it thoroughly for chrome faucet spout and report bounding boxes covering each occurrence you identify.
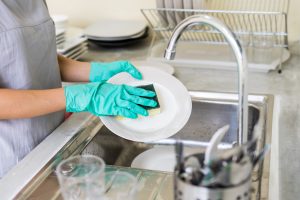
[164,15,248,145]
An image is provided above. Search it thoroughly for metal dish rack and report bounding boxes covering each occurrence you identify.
[141,0,290,72]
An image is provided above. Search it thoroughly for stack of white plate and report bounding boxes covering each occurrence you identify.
[156,0,207,25]
[52,15,69,30]
[84,20,148,47]
[52,15,69,46]
[56,29,66,46]
[57,37,88,60]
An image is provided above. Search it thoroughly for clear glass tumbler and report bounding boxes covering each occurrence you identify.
[56,155,106,200]
[252,34,275,63]
[104,171,139,200]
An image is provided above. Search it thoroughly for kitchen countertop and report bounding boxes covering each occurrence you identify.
[81,39,300,200]
[0,35,298,199]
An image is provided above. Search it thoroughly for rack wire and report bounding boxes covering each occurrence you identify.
[141,0,290,72]
[141,9,288,48]
[204,0,290,13]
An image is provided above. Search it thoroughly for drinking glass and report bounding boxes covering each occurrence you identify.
[237,32,251,47]
[56,155,106,200]
[104,171,139,200]
[253,34,275,63]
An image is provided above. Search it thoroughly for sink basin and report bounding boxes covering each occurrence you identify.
[17,91,273,200]
[83,91,274,199]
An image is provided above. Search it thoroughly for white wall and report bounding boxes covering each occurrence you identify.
[47,0,155,27]
[288,0,300,42]
[47,0,300,42]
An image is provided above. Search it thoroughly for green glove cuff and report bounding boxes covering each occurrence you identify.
[89,61,143,82]
[64,82,101,113]
[89,62,104,82]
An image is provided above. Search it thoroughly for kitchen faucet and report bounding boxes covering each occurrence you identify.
[164,15,248,145]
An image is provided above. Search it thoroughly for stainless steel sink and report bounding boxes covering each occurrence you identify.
[83,91,274,200]
[15,91,273,200]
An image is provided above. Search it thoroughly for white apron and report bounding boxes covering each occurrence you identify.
[0,0,64,177]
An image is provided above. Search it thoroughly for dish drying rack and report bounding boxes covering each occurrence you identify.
[141,0,290,72]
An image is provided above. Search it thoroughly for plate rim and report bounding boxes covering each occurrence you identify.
[131,146,202,171]
[84,20,147,39]
[100,67,192,142]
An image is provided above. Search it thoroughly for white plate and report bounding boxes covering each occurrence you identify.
[63,43,88,57]
[192,0,206,9]
[183,0,193,18]
[55,29,65,37]
[57,37,87,54]
[164,0,177,27]
[66,26,84,39]
[164,0,174,9]
[68,47,88,59]
[86,28,147,41]
[131,146,203,172]
[56,34,65,41]
[84,20,147,40]
[56,38,65,45]
[100,67,192,142]
[131,60,175,75]
[155,0,168,27]
[174,0,185,24]
[62,42,87,55]
[174,0,184,9]
[51,15,68,24]
[72,52,88,60]
[156,0,165,8]
[183,0,193,9]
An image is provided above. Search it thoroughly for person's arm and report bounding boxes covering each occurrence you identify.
[58,54,90,82]
[57,55,143,83]
[0,88,65,119]
[0,82,157,120]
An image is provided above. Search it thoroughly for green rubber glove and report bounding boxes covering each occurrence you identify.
[64,82,157,119]
[89,61,142,82]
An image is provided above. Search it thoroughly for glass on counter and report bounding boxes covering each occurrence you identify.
[252,34,276,63]
[56,155,106,200]
[104,171,139,200]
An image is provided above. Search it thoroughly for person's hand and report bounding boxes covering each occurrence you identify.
[89,61,142,82]
[64,82,157,118]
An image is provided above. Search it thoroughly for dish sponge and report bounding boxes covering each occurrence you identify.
[137,84,161,116]
[116,84,161,120]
